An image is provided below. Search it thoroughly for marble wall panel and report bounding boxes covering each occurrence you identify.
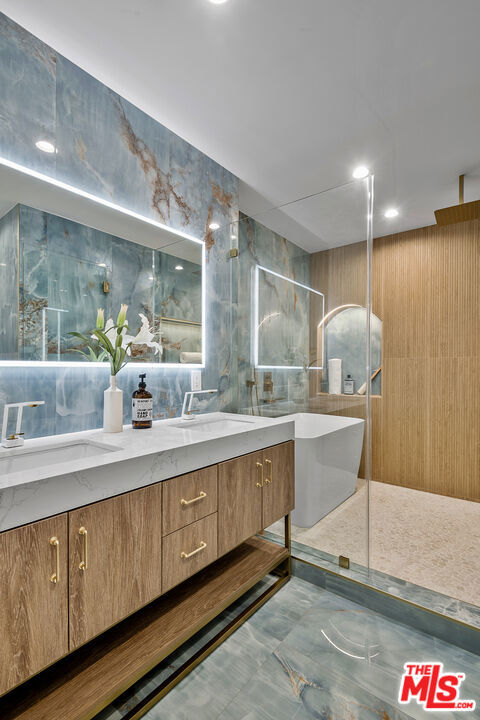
[0,14,56,173]
[0,12,238,436]
[0,206,18,359]
[236,213,311,415]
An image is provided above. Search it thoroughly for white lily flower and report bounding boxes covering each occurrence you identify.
[92,317,126,347]
[124,314,163,356]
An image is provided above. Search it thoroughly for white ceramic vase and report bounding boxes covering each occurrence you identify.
[104,375,123,433]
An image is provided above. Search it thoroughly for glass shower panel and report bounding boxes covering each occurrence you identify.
[230,177,373,574]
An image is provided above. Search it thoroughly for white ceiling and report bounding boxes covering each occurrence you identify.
[3,0,480,251]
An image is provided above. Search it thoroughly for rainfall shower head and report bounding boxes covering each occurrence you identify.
[434,174,480,225]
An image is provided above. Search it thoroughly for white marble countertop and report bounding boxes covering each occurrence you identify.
[0,412,294,532]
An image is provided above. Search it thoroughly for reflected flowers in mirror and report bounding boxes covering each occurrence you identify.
[68,306,162,374]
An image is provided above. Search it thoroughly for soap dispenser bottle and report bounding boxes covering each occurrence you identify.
[132,373,153,429]
[344,374,354,395]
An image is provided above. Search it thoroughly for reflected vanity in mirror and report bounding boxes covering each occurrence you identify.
[0,162,204,366]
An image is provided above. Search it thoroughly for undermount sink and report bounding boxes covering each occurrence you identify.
[171,416,256,433]
[0,439,120,475]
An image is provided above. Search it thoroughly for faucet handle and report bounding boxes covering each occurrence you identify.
[2,434,25,448]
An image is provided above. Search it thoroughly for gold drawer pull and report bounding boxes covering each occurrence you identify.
[265,459,272,484]
[79,527,88,571]
[180,541,207,559]
[181,491,207,506]
[256,461,263,488]
[50,536,60,584]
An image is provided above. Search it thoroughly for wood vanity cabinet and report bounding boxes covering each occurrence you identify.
[0,513,68,695]
[218,449,264,555]
[218,441,294,556]
[262,441,295,528]
[0,439,294,700]
[68,483,163,648]
[162,465,217,536]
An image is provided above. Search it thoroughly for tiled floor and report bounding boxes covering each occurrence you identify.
[98,577,480,720]
[272,480,480,608]
[287,539,480,632]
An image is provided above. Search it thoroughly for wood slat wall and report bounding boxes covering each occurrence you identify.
[310,220,480,502]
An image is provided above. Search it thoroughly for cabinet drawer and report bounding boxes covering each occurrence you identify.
[162,466,217,536]
[162,513,218,592]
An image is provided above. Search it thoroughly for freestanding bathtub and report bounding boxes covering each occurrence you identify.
[289,413,365,528]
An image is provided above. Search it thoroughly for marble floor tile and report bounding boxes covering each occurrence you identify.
[97,577,480,720]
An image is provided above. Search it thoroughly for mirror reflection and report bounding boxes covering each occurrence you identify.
[0,164,203,364]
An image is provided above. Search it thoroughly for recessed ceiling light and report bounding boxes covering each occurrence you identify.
[384,208,399,218]
[208,0,229,4]
[0,263,6,267]
[97,262,107,268]
[352,165,370,179]
[209,222,220,230]
[148,276,154,280]
[175,264,184,271]
[230,234,237,240]
[35,140,56,154]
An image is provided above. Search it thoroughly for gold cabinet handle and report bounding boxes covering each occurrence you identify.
[256,461,264,488]
[79,527,88,571]
[265,459,272,484]
[180,541,207,559]
[50,536,60,584]
[181,491,207,506]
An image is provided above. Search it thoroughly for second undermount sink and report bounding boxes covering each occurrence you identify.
[171,416,257,433]
[0,439,120,475]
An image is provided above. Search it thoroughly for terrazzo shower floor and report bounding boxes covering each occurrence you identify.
[96,576,480,720]
[273,480,480,608]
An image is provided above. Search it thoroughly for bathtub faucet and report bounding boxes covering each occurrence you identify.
[304,358,323,372]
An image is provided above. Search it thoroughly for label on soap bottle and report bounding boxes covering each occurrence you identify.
[344,379,354,395]
[132,398,153,421]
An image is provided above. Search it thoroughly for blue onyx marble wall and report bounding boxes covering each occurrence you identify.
[0,206,18,359]
[236,213,311,415]
[0,12,238,437]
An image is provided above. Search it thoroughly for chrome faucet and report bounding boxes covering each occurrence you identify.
[181,390,217,420]
[1,401,45,448]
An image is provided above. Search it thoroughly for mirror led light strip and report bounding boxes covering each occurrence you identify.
[0,156,206,369]
[253,264,325,370]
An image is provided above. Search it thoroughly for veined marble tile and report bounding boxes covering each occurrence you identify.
[0,11,239,433]
[55,54,171,219]
[95,578,480,720]
[0,206,18,359]
[0,13,56,173]
[236,214,311,414]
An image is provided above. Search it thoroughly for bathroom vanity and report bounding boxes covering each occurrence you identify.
[0,413,294,719]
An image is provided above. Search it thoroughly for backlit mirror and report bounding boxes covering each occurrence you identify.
[0,162,204,366]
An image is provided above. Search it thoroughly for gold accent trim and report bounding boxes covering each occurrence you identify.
[290,553,480,634]
[181,491,207,506]
[264,458,272,484]
[256,461,264,488]
[79,527,88,571]
[50,536,59,584]
[180,541,207,559]
[228,248,239,259]
[159,316,201,327]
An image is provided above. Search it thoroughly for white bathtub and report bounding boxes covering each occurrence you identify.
[288,413,365,528]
